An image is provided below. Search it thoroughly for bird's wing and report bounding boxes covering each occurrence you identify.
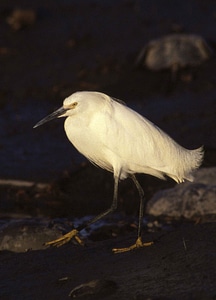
[98,101,169,170]
[100,100,203,182]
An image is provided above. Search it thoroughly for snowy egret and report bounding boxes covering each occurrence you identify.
[34,91,203,253]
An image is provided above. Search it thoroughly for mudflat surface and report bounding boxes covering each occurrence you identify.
[1,223,216,300]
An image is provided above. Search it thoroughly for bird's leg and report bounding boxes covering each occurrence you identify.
[112,175,153,254]
[44,177,119,248]
[81,176,119,227]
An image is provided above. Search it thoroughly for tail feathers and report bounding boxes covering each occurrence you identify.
[186,146,204,180]
[191,146,204,168]
[168,146,204,183]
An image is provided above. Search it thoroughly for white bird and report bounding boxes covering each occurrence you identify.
[34,91,203,253]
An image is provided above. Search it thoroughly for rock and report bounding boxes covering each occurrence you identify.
[136,34,212,73]
[0,218,64,252]
[146,167,216,220]
[0,179,49,189]
[69,279,117,299]
[6,8,37,31]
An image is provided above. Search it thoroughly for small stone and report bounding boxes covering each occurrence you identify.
[6,9,37,31]
[69,279,117,298]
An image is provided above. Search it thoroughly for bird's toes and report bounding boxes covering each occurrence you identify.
[112,238,154,254]
[44,229,84,248]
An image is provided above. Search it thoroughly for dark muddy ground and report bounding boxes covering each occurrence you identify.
[0,0,216,299]
[1,222,216,300]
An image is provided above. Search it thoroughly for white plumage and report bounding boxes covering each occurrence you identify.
[34,91,203,252]
[63,91,203,182]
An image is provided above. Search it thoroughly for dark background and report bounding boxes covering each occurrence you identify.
[0,1,216,300]
[0,0,215,183]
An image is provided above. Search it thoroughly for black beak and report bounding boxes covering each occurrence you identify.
[33,106,67,128]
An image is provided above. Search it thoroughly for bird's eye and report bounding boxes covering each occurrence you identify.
[70,102,78,109]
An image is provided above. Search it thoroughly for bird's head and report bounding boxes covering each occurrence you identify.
[33,91,108,128]
[33,95,81,128]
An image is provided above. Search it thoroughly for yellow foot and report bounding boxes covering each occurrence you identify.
[44,229,84,247]
[112,237,153,254]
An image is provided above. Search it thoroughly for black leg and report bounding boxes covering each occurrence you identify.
[130,174,145,239]
[45,176,119,247]
[45,173,154,251]
[112,175,153,253]
[77,175,119,231]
